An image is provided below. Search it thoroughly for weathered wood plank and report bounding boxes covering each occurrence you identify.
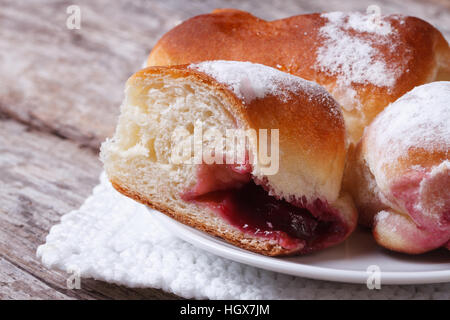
[0,118,179,299]
[0,0,448,149]
[1,0,449,300]
[0,257,69,300]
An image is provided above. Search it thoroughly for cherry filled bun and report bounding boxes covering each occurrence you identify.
[101,61,357,256]
[344,82,450,254]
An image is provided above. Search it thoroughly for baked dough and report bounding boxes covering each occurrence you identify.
[101,61,357,256]
[344,82,450,254]
[147,9,450,144]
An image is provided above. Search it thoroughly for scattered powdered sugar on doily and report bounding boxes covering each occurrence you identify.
[190,60,330,105]
[315,12,402,111]
[37,172,450,300]
[369,82,450,172]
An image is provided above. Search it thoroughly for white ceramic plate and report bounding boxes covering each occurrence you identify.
[152,209,450,285]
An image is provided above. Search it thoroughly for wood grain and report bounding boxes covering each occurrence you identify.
[0,0,448,149]
[0,0,449,299]
[0,118,178,299]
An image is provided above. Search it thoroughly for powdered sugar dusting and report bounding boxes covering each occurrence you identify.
[189,60,332,106]
[346,12,392,35]
[375,210,390,223]
[315,12,402,111]
[417,160,450,219]
[370,82,450,171]
[428,161,450,179]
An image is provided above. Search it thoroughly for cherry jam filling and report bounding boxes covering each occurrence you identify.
[182,164,347,251]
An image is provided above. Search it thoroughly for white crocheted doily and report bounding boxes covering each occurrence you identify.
[37,173,450,299]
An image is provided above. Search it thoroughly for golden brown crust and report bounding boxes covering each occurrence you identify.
[130,64,346,202]
[111,180,296,256]
[128,64,249,123]
[147,9,450,143]
[244,88,346,199]
[104,63,354,256]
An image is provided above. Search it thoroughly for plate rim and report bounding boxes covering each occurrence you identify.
[150,208,450,285]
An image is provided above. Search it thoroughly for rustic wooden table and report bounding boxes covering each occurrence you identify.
[1,0,449,300]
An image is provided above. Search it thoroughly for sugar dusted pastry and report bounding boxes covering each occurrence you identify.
[147,9,450,143]
[101,61,357,256]
[345,82,450,254]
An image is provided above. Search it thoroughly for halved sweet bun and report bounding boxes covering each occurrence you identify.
[147,9,450,144]
[101,61,357,256]
[344,82,450,254]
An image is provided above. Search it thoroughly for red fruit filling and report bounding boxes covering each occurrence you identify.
[389,169,450,247]
[182,164,348,252]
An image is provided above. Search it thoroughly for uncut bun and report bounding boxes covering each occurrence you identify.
[147,9,450,144]
[344,82,450,254]
[101,61,357,256]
